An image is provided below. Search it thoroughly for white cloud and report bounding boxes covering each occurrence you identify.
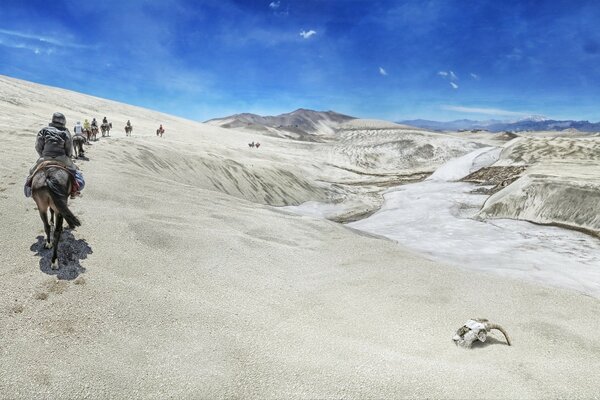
[379,67,388,76]
[450,82,458,89]
[439,70,458,81]
[442,105,530,117]
[269,1,280,9]
[299,30,317,39]
[470,72,480,80]
[0,28,89,49]
[0,38,47,55]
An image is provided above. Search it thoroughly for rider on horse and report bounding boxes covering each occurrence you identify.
[73,121,86,156]
[24,112,85,199]
[91,118,98,128]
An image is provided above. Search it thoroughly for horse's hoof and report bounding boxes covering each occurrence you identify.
[51,260,59,270]
[44,242,53,249]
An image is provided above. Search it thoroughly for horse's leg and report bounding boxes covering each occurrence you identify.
[38,208,53,249]
[51,214,63,270]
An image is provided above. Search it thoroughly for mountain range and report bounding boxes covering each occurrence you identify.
[399,116,600,132]
[207,109,600,136]
[205,109,356,141]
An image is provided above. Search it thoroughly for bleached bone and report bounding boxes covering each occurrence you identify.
[453,318,511,348]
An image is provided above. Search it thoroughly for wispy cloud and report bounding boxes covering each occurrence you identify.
[439,70,458,88]
[442,105,530,117]
[379,67,387,76]
[0,28,89,49]
[0,37,52,55]
[299,30,317,39]
[269,1,280,9]
[470,72,480,80]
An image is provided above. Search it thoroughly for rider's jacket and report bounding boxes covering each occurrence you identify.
[74,123,83,135]
[35,124,73,158]
[91,120,97,127]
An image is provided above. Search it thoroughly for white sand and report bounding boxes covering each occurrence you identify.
[1,75,600,398]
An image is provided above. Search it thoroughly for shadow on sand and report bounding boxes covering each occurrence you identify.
[30,232,92,280]
[471,336,511,348]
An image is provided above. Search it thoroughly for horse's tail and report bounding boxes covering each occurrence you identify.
[46,171,81,229]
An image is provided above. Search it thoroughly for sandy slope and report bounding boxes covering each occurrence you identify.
[479,136,600,234]
[1,75,600,398]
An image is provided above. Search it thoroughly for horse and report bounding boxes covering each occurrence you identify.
[72,135,86,158]
[31,164,81,270]
[101,122,112,137]
[255,142,261,148]
[156,127,164,137]
[90,126,99,141]
[248,142,255,148]
[125,125,133,136]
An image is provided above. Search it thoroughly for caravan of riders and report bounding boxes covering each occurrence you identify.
[25,112,165,199]
[23,111,261,270]
[23,111,174,270]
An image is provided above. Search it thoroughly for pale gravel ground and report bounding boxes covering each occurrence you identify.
[1,75,600,398]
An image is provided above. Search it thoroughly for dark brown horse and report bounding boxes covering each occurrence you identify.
[72,135,86,158]
[101,122,112,137]
[32,164,81,270]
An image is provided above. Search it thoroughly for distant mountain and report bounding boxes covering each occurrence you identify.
[399,119,505,131]
[205,109,357,141]
[400,117,600,133]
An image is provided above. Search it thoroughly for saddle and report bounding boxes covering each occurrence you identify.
[30,161,80,194]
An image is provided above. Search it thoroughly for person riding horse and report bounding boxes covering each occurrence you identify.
[125,120,133,136]
[83,118,91,140]
[72,121,86,157]
[101,116,112,137]
[24,112,85,199]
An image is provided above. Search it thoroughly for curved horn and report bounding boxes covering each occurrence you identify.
[486,323,511,346]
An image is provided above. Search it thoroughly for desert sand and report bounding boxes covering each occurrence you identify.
[1,75,600,398]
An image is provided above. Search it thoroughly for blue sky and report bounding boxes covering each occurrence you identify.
[1,0,600,121]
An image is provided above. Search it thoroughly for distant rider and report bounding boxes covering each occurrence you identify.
[73,121,86,156]
[91,118,98,128]
[24,112,85,198]
[102,116,108,125]
[73,121,84,136]
[83,119,90,131]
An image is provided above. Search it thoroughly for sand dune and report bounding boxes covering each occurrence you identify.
[1,75,600,398]
[479,136,600,235]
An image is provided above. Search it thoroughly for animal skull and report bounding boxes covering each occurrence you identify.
[453,318,511,348]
